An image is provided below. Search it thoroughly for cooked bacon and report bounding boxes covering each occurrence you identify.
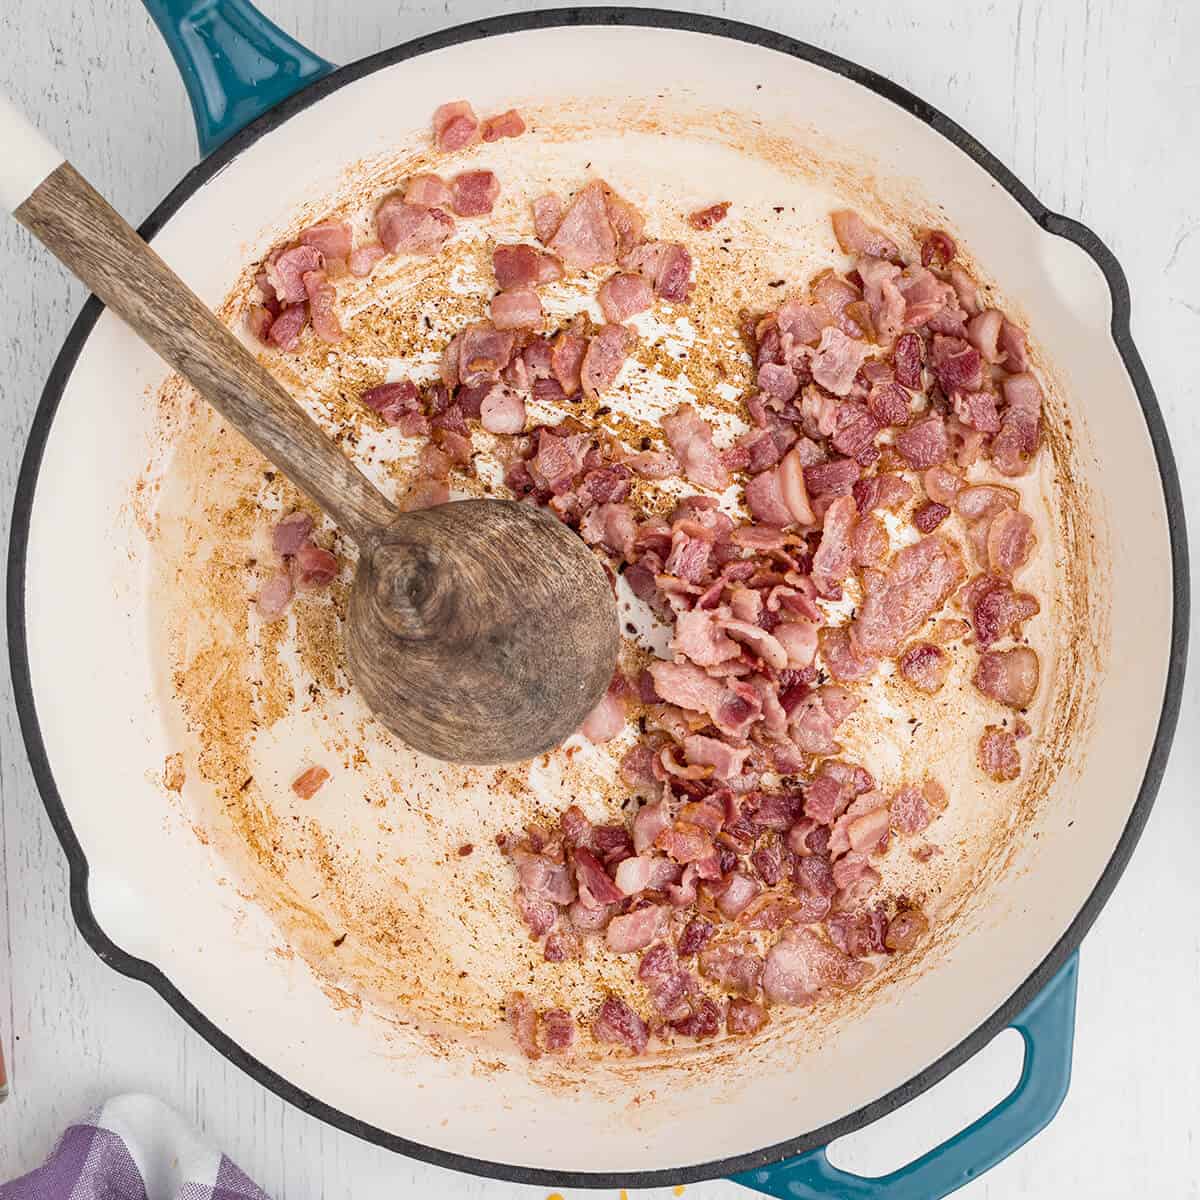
[885,908,930,952]
[831,210,898,259]
[923,464,962,506]
[579,677,628,744]
[542,1007,575,1052]
[506,991,540,1059]
[853,472,913,515]
[895,412,949,469]
[867,381,911,427]
[683,734,751,782]
[832,406,883,464]
[302,270,343,344]
[548,180,617,268]
[481,108,525,141]
[899,266,953,329]
[247,304,274,343]
[889,785,931,836]
[598,272,654,322]
[978,725,1021,781]
[265,245,324,304]
[956,483,1019,521]
[490,287,543,331]
[993,373,1043,476]
[726,997,768,1035]
[532,192,565,243]
[948,265,980,315]
[593,995,648,1053]
[294,543,338,588]
[966,309,1004,363]
[999,320,1029,371]
[764,928,870,1005]
[347,242,387,277]
[606,904,665,953]
[672,607,738,666]
[450,170,500,217]
[662,403,730,491]
[899,642,949,693]
[273,511,314,557]
[580,501,637,559]
[827,907,888,958]
[256,571,293,619]
[921,230,956,269]
[492,243,563,289]
[966,575,1041,647]
[399,477,450,511]
[404,173,454,208]
[987,509,1036,578]
[699,942,765,997]
[811,495,858,598]
[853,535,965,656]
[292,765,329,799]
[620,239,693,302]
[974,646,1039,709]
[573,846,624,909]
[803,456,860,499]
[913,500,950,532]
[857,256,906,344]
[459,321,517,386]
[931,334,983,393]
[297,220,351,261]
[432,100,479,151]
[810,327,870,397]
[892,330,924,388]
[375,196,454,255]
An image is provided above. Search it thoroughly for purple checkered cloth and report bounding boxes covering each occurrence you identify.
[1,1095,270,1200]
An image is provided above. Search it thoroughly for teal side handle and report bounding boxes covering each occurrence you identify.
[730,953,1078,1200]
[142,0,334,156]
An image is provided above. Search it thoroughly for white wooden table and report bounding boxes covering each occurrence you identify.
[1,0,1197,1194]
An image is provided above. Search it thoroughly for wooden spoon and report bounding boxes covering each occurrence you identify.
[1,95,618,764]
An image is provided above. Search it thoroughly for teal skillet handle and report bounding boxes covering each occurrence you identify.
[141,0,334,156]
[731,953,1078,1200]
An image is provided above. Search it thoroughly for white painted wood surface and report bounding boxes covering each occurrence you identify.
[0,0,1197,1193]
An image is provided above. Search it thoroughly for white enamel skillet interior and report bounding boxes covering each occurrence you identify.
[5,8,1189,1188]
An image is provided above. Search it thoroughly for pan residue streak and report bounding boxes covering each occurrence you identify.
[136,100,1100,1075]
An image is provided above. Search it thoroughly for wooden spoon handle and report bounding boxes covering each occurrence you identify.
[2,99,395,545]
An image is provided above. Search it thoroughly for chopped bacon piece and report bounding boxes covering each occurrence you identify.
[662,403,730,491]
[853,472,913,514]
[490,287,543,330]
[549,180,617,268]
[347,242,387,277]
[966,575,1041,647]
[889,785,931,836]
[404,173,454,208]
[671,997,722,1038]
[598,272,654,322]
[966,309,1005,363]
[506,991,540,1059]
[993,373,1043,476]
[256,571,293,619]
[375,196,454,255]
[621,239,693,302]
[803,456,860,499]
[432,100,479,151]
[481,108,526,141]
[478,382,527,434]
[689,201,731,229]
[899,642,949,693]
[811,495,858,598]
[868,381,911,427]
[273,511,314,557]
[532,192,565,243]
[999,321,1029,372]
[921,230,956,269]
[931,334,984,392]
[923,465,962,505]
[895,412,949,469]
[294,543,338,588]
[574,847,624,908]
[811,327,870,397]
[550,329,587,395]
[716,873,763,919]
[606,904,665,953]
[913,500,951,532]
[831,210,899,259]
[885,908,930,952]
[764,928,871,1006]
[580,501,637,559]
[893,331,924,388]
[247,304,274,343]
[579,677,627,744]
[265,245,324,304]
[987,509,1036,578]
[292,765,330,798]
[727,997,768,1035]
[493,243,563,289]
[979,725,1021,781]
[450,170,500,217]
[853,535,965,657]
[593,995,648,1054]
[299,220,352,260]
[974,646,1040,709]
[699,942,765,997]
[302,270,343,344]
[542,1007,575,1052]
[459,321,517,386]
[581,323,634,399]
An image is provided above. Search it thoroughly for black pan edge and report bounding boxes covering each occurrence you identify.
[7,6,1189,1189]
